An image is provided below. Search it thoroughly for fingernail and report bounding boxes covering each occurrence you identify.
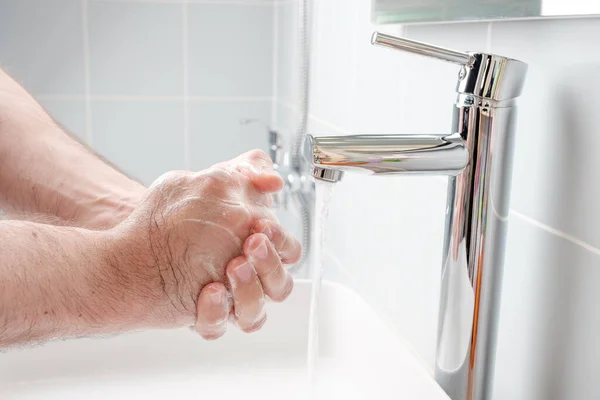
[234,261,253,283]
[209,288,224,305]
[245,312,268,333]
[253,239,268,260]
[202,325,227,340]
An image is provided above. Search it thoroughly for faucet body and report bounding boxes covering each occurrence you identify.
[309,33,527,400]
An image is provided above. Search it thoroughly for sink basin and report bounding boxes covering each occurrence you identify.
[0,280,449,400]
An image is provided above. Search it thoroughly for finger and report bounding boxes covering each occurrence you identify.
[252,219,302,265]
[244,233,294,303]
[253,172,284,194]
[226,256,267,333]
[194,282,230,340]
[236,150,284,193]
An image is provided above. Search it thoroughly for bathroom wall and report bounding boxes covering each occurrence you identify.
[0,0,276,185]
[3,1,599,398]
[276,1,600,399]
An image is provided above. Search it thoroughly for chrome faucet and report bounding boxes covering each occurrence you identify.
[307,32,528,400]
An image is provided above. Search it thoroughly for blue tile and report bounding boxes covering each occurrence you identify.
[276,2,295,105]
[37,98,87,142]
[188,101,270,170]
[188,4,273,97]
[0,0,85,95]
[91,100,185,185]
[88,1,183,96]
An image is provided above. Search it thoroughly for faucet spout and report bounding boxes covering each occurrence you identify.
[304,30,528,400]
[308,133,468,181]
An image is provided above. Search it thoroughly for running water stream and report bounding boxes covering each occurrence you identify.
[307,180,336,385]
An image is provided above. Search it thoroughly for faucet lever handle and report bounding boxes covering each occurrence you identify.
[371,32,474,67]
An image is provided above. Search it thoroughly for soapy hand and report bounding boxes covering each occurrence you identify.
[112,150,301,339]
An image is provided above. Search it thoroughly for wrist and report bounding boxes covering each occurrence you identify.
[78,229,152,332]
[100,226,190,330]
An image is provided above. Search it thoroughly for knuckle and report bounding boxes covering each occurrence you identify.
[234,204,253,222]
[151,170,190,189]
[247,149,270,163]
[193,170,233,195]
[222,204,253,233]
[205,167,234,182]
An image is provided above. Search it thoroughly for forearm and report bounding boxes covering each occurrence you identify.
[0,69,145,228]
[0,221,147,347]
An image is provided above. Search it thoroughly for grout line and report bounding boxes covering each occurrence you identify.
[188,96,273,102]
[486,22,493,53]
[270,2,279,127]
[182,0,190,170]
[510,210,600,257]
[278,101,347,134]
[81,0,93,145]
[89,0,285,5]
[35,94,87,101]
[431,169,598,255]
[34,95,274,102]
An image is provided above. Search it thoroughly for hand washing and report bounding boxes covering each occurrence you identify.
[0,68,301,348]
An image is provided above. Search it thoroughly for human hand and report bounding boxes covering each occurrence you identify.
[109,150,301,338]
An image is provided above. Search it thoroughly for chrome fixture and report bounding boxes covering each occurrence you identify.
[268,129,314,276]
[269,129,314,210]
[307,32,527,400]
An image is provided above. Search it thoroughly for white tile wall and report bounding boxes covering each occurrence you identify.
[275,1,298,110]
[294,0,600,398]
[188,4,273,97]
[0,0,278,186]
[495,216,600,400]
[91,100,185,185]
[37,98,88,142]
[491,19,600,251]
[88,1,184,96]
[188,100,271,170]
[0,0,85,95]
[3,0,600,397]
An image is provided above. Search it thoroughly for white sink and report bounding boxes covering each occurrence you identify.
[0,280,449,400]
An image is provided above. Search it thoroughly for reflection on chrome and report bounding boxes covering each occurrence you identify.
[307,32,527,400]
